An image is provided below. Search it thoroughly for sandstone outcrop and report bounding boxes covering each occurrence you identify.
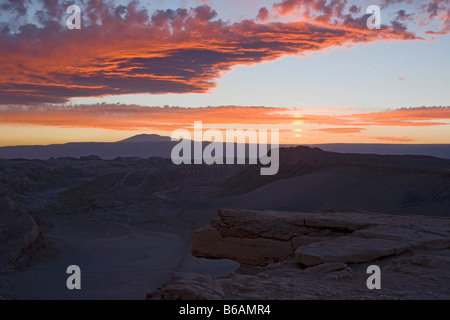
[191,209,450,266]
[149,209,450,300]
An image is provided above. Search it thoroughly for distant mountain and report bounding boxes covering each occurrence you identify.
[118,134,173,143]
[308,144,450,160]
[0,134,177,160]
[0,135,265,161]
[0,134,449,160]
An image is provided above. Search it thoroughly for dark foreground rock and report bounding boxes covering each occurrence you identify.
[148,209,450,300]
[0,188,54,274]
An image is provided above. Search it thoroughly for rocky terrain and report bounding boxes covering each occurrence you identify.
[0,184,59,289]
[0,188,45,273]
[0,146,449,299]
[149,209,450,300]
[0,157,241,299]
[220,147,450,216]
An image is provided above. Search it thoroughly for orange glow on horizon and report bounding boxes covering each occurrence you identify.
[0,105,448,147]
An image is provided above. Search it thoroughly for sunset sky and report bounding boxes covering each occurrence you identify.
[0,0,449,146]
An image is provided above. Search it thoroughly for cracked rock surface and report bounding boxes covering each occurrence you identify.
[148,209,450,300]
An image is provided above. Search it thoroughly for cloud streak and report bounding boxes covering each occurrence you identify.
[367,136,417,143]
[309,128,366,134]
[0,105,448,132]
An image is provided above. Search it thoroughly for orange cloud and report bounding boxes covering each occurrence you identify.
[0,1,431,104]
[300,107,450,127]
[310,128,366,134]
[367,136,417,143]
[0,105,294,131]
[0,105,448,132]
[351,106,450,123]
[273,0,449,34]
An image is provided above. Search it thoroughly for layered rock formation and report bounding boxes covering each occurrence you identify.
[0,187,48,274]
[148,209,450,300]
[192,209,450,266]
